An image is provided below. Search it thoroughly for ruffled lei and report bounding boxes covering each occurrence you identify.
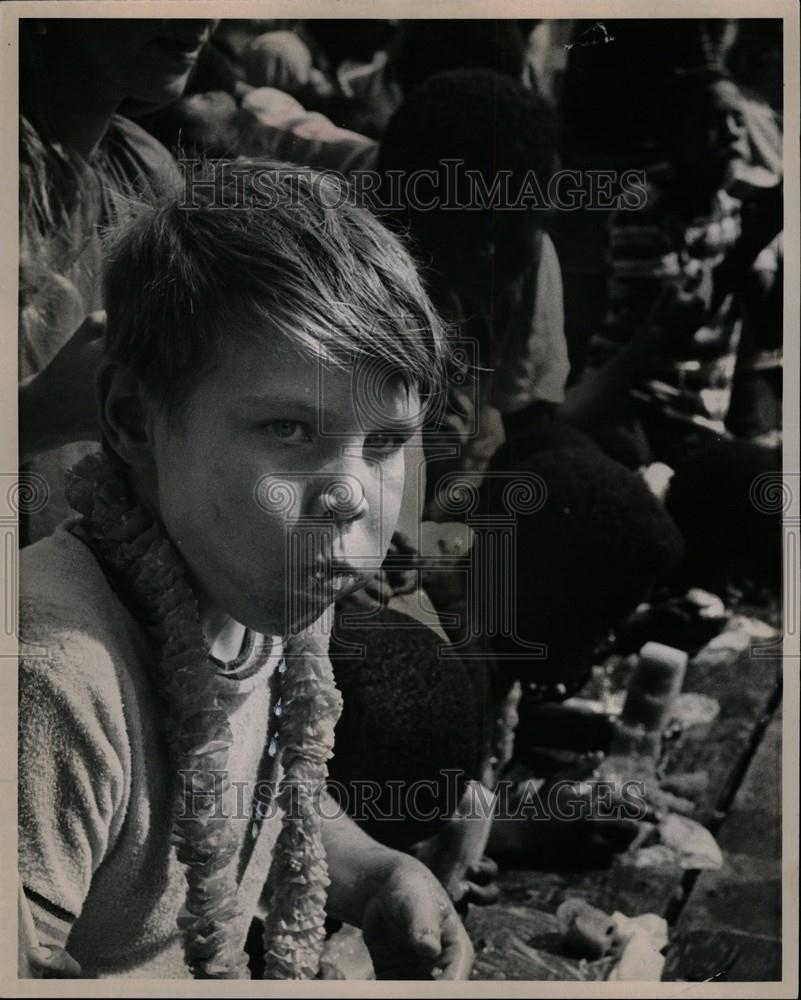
[65,451,342,979]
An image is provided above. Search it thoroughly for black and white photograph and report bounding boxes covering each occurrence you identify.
[1,0,798,990]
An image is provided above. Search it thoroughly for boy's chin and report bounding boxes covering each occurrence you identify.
[282,593,340,637]
[250,577,371,637]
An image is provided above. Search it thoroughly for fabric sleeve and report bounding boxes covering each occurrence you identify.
[18,633,129,945]
[493,232,570,411]
[106,114,182,191]
[586,174,677,374]
[238,91,376,174]
[100,115,181,230]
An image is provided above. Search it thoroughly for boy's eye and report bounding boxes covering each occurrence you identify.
[264,420,312,443]
[365,430,406,456]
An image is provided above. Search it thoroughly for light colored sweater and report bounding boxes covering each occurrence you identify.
[18,523,284,978]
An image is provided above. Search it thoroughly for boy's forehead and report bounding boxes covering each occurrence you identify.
[316,360,423,425]
[215,335,421,423]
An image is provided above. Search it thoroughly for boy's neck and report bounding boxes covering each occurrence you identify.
[198,598,249,664]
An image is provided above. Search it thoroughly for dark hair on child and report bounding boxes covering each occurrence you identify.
[304,19,396,65]
[659,65,738,138]
[103,160,449,426]
[392,20,526,94]
[378,68,559,203]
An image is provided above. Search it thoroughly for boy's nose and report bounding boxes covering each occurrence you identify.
[309,475,369,522]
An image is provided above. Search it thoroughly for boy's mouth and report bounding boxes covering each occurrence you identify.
[305,561,365,596]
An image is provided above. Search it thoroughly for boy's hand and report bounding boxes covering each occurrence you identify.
[24,946,83,979]
[360,858,474,980]
[320,802,472,978]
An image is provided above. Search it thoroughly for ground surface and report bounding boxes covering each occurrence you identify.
[319,604,785,982]
[465,611,784,982]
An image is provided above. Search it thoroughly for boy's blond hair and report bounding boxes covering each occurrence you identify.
[103,159,448,424]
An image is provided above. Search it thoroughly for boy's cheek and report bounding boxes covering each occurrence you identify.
[383,462,407,524]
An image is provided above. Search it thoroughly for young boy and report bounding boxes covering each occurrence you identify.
[18,162,472,980]
[583,67,783,468]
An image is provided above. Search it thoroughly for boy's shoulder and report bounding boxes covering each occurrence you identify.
[21,521,123,627]
[19,522,152,700]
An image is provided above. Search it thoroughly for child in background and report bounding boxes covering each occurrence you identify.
[390,20,528,99]
[18,163,472,980]
[583,68,783,468]
[377,69,568,511]
[19,18,213,543]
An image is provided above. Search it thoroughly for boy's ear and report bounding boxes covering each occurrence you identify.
[96,361,155,466]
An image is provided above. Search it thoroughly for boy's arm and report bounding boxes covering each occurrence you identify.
[319,795,473,979]
[18,637,127,958]
[711,181,783,311]
[560,184,711,429]
[559,295,671,427]
[18,883,83,979]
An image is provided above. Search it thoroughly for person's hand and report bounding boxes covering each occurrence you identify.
[20,311,106,460]
[22,945,83,979]
[707,181,783,313]
[642,272,712,353]
[448,856,500,911]
[338,531,421,610]
[242,31,313,92]
[360,858,474,980]
[347,570,393,610]
[18,882,84,979]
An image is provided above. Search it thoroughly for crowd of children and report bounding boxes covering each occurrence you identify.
[17,17,783,980]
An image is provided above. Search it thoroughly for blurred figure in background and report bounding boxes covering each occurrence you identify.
[582,67,782,469]
[135,19,535,166]
[576,65,783,598]
[213,19,397,136]
[554,19,740,383]
[377,69,567,512]
[131,19,380,171]
[391,20,528,97]
[19,18,211,543]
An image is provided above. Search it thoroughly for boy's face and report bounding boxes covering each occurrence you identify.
[671,80,750,189]
[147,333,421,636]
